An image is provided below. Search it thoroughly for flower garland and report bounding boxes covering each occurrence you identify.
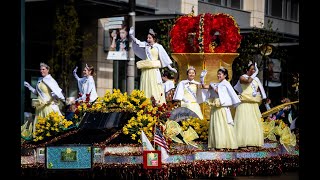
[21,155,299,178]
[21,129,79,149]
[198,13,205,53]
[170,13,242,53]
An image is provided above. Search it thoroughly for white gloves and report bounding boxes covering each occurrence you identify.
[24,81,31,88]
[167,65,177,73]
[51,92,57,98]
[210,82,218,91]
[182,98,190,103]
[24,81,35,93]
[61,98,66,103]
[129,27,134,35]
[200,69,207,84]
[73,66,78,74]
[250,62,259,79]
[129,27,138,43]
[50,92,65,103]
[200,69,207,78]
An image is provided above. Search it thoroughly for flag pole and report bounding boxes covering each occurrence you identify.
[140,129,143,150]
[153,123,156,149]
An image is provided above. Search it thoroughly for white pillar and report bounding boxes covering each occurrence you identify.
[243,0,266,28]
[181,0,198,15]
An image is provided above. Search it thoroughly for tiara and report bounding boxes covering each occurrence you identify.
[40,62,49,69]
[219,66,226,71]
[149,28,156,36]
[248,61,253,67]
[187,66,196,72]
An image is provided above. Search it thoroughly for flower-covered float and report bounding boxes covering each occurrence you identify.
[21,13,299,178]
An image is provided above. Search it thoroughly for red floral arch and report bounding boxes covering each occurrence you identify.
[170,13,242,53]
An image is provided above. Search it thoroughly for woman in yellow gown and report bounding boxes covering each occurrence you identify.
[202,68,240,149]
[233,62,267,148]
[173,67,204,119]
[23,63,65,137]
[129,27,177,105]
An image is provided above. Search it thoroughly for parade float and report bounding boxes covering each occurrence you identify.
[21,13,299,178]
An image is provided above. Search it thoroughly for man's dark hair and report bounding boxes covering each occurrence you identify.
[162,70,172,79]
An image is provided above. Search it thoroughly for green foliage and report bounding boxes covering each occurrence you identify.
[48,0,95,96]
[157,18,176,54]
[157,17,180,77]
[233,19,287,82]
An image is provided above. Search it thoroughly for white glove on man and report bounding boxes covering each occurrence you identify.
[200,69,207,84]
[250,62,259,79]
[73,66,78,74]
[167,65,177,73]
[129,27,134,35]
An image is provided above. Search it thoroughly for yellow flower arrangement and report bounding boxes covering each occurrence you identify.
[122,110,158,143]
[87,89,147,113]
[262,120,276,141]
[120,90,168,143]
[33,112,73,142]
[180,117,210,140]
[262,118,296,149]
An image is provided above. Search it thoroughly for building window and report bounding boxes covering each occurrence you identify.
[207,0,222,5]
[229,0,241,9]
[266,0,299,22]
[265,0,269,15]
[270,0,283,18]
[290,0,299,21]
[204,0,242,9]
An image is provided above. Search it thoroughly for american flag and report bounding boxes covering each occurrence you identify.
[154,127,169,151]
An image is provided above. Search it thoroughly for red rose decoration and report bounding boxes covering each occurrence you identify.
[170,13,241,53]
[170,15,198,53]
[85,93,90,102]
